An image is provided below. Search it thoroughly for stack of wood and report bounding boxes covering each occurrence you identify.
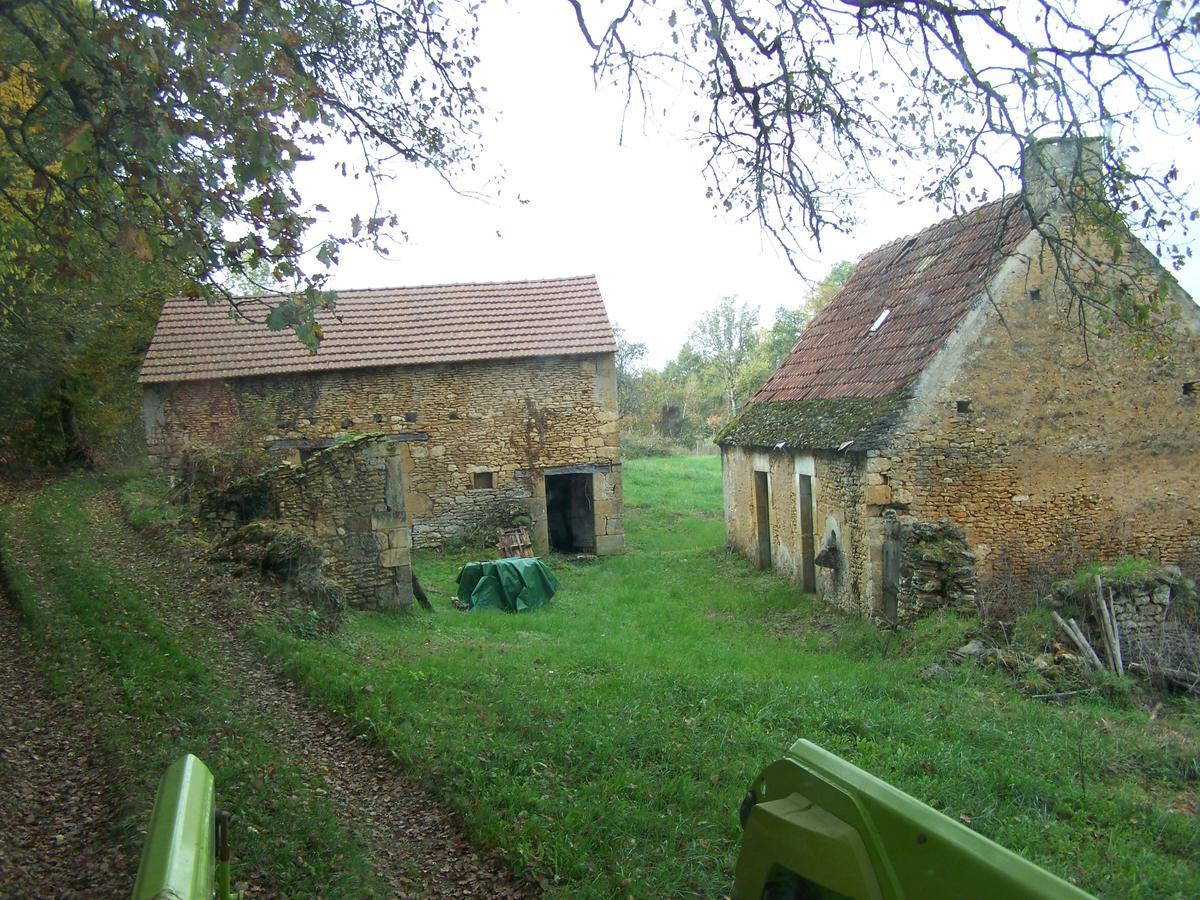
[1052,575,1123,675]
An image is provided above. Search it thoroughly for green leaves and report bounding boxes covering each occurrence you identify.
[1,0,481,349]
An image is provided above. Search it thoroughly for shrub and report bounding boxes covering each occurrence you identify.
[118,477,183,532]
[620,430,691,459]
[174,443,272,502]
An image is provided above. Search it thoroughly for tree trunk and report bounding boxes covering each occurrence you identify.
[58,387,94,469]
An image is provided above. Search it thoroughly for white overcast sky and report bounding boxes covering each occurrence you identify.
[295,3,1199,367]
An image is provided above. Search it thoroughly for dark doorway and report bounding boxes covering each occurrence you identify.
[881,516,901,625]
[797,474,816,592]
[546,473,596,553]
[753,470,772,569]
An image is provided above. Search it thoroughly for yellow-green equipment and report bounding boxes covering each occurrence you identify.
[131,754,242,900]
[735,739,1095,899]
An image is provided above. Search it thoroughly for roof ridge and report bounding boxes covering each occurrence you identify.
[197,274,600,305]
[857,195,1017,262]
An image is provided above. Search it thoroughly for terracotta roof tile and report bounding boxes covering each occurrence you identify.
[139,275,617,383]
[752,198,1033,403]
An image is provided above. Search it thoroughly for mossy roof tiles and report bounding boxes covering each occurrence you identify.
[717,393,910,452]
[723,198,1033,450]
[139,275,616,383]
[754,197,1032,404]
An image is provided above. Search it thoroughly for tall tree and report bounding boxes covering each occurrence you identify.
[805,260,855,317]
[689,297,759,417]
[613,323,648,419]
[0,0,481,344]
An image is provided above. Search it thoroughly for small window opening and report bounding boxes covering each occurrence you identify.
[868,308,891,333]
[1184,382,1196,397]
[472,471,494,490]
[956,399,973,414]
[340,418,353,430]
[404,411,418,423]
[448,411,460,420]
[372,413,383,423]
[1029,289,1041,303]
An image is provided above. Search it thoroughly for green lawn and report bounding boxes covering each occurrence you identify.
[257,456,1200,898]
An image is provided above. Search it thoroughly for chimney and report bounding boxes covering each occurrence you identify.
[1020,136,1106,221]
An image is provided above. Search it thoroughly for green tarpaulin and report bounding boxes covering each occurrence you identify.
[455,557,559,613]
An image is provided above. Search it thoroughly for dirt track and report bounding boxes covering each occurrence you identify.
[0,487,533,898]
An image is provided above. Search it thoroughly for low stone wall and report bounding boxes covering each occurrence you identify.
[200,434,413,612]
[269,436,413,612]
[1054,564,1185,660]
[894,519,978,626]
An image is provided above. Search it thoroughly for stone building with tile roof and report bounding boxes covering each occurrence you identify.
[140,275,624,557]
[719,139,1200,623]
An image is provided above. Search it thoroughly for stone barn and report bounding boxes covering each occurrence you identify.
[719,139,1200,624]
[139,275,624,557]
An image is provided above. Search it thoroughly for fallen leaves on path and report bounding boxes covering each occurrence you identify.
[0,600,130,898]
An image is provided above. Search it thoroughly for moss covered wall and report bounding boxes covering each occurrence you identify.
[268,435,413,612]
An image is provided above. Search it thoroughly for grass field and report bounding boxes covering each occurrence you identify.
[256,456,1200,898]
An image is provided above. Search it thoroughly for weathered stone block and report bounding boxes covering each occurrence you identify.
[379,547,411,568]
[371,511,406,530]
[595,533,624,556]
[865,484,893,506]
[594,499,619,518]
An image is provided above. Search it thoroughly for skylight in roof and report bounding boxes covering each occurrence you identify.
[869,309,891,333]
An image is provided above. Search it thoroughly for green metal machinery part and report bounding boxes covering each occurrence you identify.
[734,739,1095,900]
[131,754,240,900]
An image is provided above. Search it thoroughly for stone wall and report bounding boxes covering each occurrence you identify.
[267,435,414,611]
[1053,564,1185,661]
[876,236,1200,594]
[144,353,624,556]
[721,445,866,613]
[893,518,977,627]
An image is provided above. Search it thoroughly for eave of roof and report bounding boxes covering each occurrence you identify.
[717,393,910,452]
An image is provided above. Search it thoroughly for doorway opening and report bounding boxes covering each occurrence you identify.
[753,470,772,569]
[797,474,816,592]
[546,472,596,553]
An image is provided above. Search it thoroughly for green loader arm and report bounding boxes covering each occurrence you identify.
[131,754,242,900]
[734,739,1094,900]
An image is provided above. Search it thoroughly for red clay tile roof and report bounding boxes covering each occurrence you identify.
[752,198,1033,403]
[139,275,617,383]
